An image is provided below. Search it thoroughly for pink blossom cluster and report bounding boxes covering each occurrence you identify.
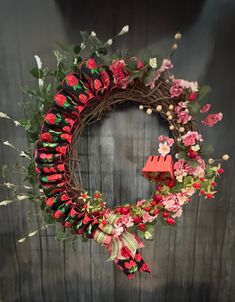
[170,79,198,98]
[202,112,223,127]
[114,213,134,237]
[109,59,129,89]
[147,58,173,89]
[175,102,192,124]
[174,155,205,181]
[181,131,203,146]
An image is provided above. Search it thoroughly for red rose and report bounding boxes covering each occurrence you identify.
[101,69,110,88]
[79,94,88,103]
[193,183,201,189]
[153,194,162,202]
[46,197,54,207]
[40,132,52,142]
[153,208,161,215]
[138,223,145,231]
[54,210,63,219]
[57,164,65,172]
[109,59,129,89]
[165,217,176,225]
[87,58,97,69]
[45,113,56,124]
[140,262,150,273]
[150,200,157,206]
[163,211,170,218]
[133,216,142,224]
[135,253,142,261]
[61,133,72,143]
[56,145,67,155]
[48,174,63,181]
[206,193,214,199]
[62,126,71,133]
[127,274,135,280]
[94,193,101,199]
[212,181,217,187]
[218,168,224,175]
[55,94,67,106]
[188,149,198,159]
[129,260,136,268]
[61,194,69,201]
[199,177,205,182]
[65,221,72,228]
[188,92,198,101]
[120,207,130,215]
[94,79,102,90]
[40,153,53,159]
[66,74,78,86]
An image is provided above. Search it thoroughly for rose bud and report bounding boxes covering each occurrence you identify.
[188,92,198,101]
[165,217,176,225]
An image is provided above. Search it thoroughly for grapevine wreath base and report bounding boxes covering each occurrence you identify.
[35,51,225,279]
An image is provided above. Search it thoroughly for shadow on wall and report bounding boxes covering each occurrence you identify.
[54,0,205,45]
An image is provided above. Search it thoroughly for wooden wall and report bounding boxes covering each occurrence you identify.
[0,0,235,301]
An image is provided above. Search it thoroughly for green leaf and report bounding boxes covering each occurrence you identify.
[30,68,43,79]
[143,68,155,85]
[183,176,194,186]
[198,85,211,101]
[201,143,214,155]
[73,45,81,54]
[2,164,8,178]
[187,101,201,115]
[177,151,187,159]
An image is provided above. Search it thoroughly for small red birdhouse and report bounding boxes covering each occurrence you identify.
[142,155,174,184]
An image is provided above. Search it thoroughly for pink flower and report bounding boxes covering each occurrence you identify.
[170,80,184,97]
[158,135,174,147]
[202,112,223,127]
[158,142,171,156]
[175,102,192,124]
[182,131,203,146]
[176,192,188,205]
[137,199,146,207]
[121,214,134,228]
[177,110,192,124]
[172,207,183,218]
[162,195,180,212]
[143,212,154,223]
[132,57,144,69]
[188,92,198,101]
[200,104,211,113]
[174,159,187,181]
[159,58,173,72]
[178,79,198,92]
[109,59,129,88]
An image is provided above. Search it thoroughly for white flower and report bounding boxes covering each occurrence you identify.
[149,57,157,68]
[118,25,129,36]
[17,195,29,200]
[28,230,38,237]
[4,182,15,188]
[0,200,12,206]
[18,237,26,243]
[80,42,85,49]
[20,151,31,159]
[158,142,170,156]
[144,231,153,240]
[107,39,113,45]
[0,112,10,119]
[191,144,200,151]
[34,55,42,69]
[91,31,96,37]
[182,187,196,196]
[38,78,44,88]
[14,120,21,126]
[3,141,16,149]
[176,175,184,182]
[24,185,33,189]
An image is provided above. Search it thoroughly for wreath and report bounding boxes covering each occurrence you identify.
[0,26,227,280]
[33,30,227,279]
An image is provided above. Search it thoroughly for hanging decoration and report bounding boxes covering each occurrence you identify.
[0,26,228,280]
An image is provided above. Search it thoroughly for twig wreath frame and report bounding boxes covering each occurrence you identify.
[32,28,228,279]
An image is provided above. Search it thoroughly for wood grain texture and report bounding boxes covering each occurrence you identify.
[0,0,235,301]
